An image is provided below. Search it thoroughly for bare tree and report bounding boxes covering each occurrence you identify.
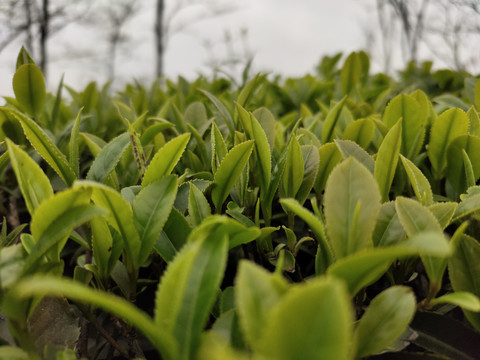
[104,0,139,79]
[0,0,93,77]
[368,0,480,73]
[154,0,237,77]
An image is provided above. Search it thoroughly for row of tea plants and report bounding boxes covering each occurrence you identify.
[1,48,480,359]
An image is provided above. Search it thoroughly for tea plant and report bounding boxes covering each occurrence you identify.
[1,47,480,359]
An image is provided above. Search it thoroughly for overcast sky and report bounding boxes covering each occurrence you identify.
[0,0,376,98]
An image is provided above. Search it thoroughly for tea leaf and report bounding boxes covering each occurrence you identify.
[355,286,416,358]
[375,119,402,202]
[335,139,375,173]
[0,346,29,359]
[143,133,190,187]
[400,155,433,206]
[199,89,235,134]
[13,276,177,359]
[211,140,254,211]
[396,197,447,287]
[280,135,304,198]
[328,231,450,295]
[428,108,470,177]
[467,107,480,137]
[410,311,480,360]
[6,139,53,215]
[396,197,442,235]
[12,64,46,117]
[259,277,353,360]
[133,175,178,266]
[448,234,480,330]
[91,217,119,279]
[295,145,319,204]
[341,52,361,95]
[16,46,35,69]
[453,193,480,221]
[321,96,347,143]
[75,180,141,270]
[252,107,276,151]
[24,189,105,274]
[86,133,130,184]
[430,292,480,312]
[250,111,272,192]
[383,94,425,157]
[211,121,228,173]
[69,108,83,178]
[324,157,381,258]
[314,142,342,194]
[4,108,76,185]
[188,182,211,226]
[446,135,480,194]
[279,198,333,274]
[343,118,375,148]
[429,202,457,229]
[372,201,406,247]
[235,260,289,351]
[155,227,228,360]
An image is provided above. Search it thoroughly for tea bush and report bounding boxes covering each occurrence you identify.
[1,48,480,359]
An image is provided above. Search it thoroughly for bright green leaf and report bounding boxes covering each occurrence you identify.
[6,138,53,215]
[143,133,190,187]
[259,277,353,360]
[12,64,46,117]
[375,119,402,202]
[355,286,416,358]
[324,157,381,258]
[211,140,254,211]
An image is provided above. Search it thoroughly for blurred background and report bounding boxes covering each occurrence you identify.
[1,0,480,97]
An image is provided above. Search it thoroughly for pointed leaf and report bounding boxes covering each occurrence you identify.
[295,145,319,204]
[280,135,304,198]
[430,292,480,312]
[400,155,433,206]
[372,202,406,247]
[6,139,53,215]
[446,135,480,194]
[4,108,76,185]
[69,108,83,177]
[321,96,347,143]
[448,234,480,330]
[375,119,402,202]
[428,108,470,177]
[133,175,178,266]
[279,198,333,273]
[86,133,130,184]
[143,133,190,187]
[155,229,228,360]
[188,182,211,226]
[211,140,254,210]
[12,64,46,117]
[343,118,375,149]
[259,277,353,360]
[328,231,451,295]
[335,139,375,173]
[383,94,425,157]
[75,180,141,270]
[235,260,289,351]
[324,157,381,258]
[314,142,342,194]
[355,286,416,358]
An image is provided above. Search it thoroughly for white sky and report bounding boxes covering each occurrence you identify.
[0,0,376,98]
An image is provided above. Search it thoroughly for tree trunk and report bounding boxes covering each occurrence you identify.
[40,0,49,76]
[23,0,33,53]
[155,0,165,77]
